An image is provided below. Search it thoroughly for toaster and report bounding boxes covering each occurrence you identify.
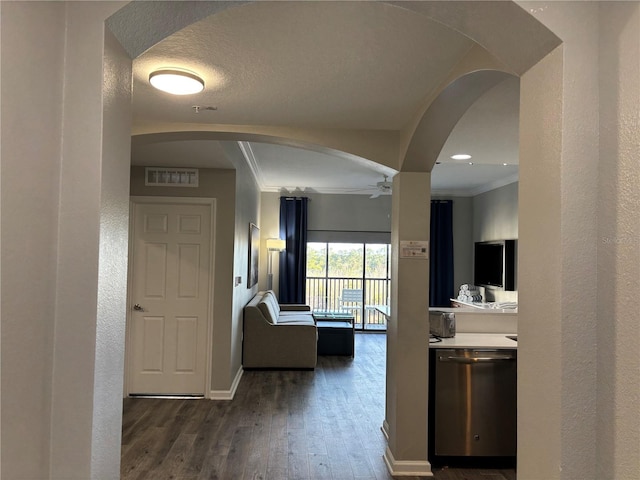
[429,311,456,338]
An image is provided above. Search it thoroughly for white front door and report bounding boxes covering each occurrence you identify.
[128,200,212,395]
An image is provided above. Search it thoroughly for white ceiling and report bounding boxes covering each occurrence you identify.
[130,1,519,196]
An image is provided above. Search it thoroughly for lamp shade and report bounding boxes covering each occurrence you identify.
[266,238,286,252]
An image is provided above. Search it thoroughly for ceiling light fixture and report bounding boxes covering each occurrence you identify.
[451,154,472,160]
[149,69,204,95]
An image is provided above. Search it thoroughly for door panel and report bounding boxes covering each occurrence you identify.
[145,213,168,233]
[177,244,200,298]
[141,316,165,372]
[129,202,211,395]
[144,243,167,298]
[175,317,198,372]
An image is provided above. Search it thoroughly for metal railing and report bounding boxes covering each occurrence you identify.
[306,276,389,330]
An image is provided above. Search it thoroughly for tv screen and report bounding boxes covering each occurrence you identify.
[474,240,517,290]
[474,242,504,287]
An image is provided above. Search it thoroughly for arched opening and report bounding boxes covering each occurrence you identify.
[105,3,566,478]
[14,2,639,479]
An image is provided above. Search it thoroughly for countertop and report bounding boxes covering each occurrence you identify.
[429,333,517,349]
[448,299,518,311]
[431,306,518,315]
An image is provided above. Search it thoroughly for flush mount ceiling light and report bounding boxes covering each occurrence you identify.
[451,154,472,161]
[149,69,204,95]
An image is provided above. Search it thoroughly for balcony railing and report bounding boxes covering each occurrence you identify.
[306,276,389,330]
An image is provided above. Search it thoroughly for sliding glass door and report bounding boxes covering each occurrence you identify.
[306,242,390,331]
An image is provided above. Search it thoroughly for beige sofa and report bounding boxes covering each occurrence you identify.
[242,290,317,369]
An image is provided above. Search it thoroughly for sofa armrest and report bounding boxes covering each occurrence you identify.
[280,304,311,312]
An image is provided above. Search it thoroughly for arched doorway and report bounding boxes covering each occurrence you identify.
[104,3,569,478]
[3,2,616,478]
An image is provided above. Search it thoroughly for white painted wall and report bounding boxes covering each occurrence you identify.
[596,3,640,478]
[259,192,283,294]
[223,142,261,388]
[518,2,600,478]
[1,3,66,477]
[2,2,130,478]
[92,27,132,478]
[473,181,518,242]
[385,172,432,475]
[306,192,392,233]
[52,3,130,478]
[471,182,519,302]
[519,47,565,479]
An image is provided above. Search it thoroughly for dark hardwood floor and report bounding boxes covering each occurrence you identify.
[121,333,516,480]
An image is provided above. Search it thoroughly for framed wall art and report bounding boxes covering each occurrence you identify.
[248,223,260,288]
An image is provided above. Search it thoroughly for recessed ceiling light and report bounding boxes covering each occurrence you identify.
[503,163,509,166]
[149,69,204,95]
[451,154,472,160]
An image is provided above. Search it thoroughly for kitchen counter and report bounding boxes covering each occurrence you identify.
[432,305,518,315]
[430,333,517,349]
[430,307,517,334]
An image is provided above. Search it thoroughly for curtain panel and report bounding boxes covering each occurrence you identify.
[279,196,309,304]
[430,200,454,307]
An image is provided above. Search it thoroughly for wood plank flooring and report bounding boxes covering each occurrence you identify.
[121,333,516,480]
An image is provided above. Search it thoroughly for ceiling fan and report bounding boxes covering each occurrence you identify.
[339,174,394,197]
[368,175,393,198]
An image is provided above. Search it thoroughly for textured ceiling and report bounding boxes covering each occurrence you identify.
[132,1,473,130]
[130,1,521,195]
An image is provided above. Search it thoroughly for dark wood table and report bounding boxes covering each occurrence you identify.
[313,311,355,357]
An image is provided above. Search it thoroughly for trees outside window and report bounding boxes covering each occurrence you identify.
[306,242,390,330]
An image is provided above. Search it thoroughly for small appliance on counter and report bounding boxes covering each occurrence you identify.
[429,311,456,338]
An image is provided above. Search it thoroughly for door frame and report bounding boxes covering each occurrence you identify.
[124,196,217,398]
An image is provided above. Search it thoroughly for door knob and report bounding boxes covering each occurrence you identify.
[133,304,144,311]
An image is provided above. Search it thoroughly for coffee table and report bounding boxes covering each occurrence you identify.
[313,311,355,357]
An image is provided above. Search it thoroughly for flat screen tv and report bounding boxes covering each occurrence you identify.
[474,240,517,291]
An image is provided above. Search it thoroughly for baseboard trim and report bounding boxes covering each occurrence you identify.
[383,447,433,477]
[209,367,243,400]
[381,419,390,440]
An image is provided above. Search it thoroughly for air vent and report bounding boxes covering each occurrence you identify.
[145,167,199,187]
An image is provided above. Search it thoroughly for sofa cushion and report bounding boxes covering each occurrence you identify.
[258,297,280,324]
[263,291,281,314]
[277,313,316,325]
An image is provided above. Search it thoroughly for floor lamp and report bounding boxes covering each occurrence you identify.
[266,238,286,290]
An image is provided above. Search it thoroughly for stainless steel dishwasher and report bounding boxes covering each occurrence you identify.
[434,348,517,457]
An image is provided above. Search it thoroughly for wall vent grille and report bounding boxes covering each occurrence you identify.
[145,167,199,187]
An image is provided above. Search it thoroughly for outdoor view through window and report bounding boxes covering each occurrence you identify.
[306,243,390,330]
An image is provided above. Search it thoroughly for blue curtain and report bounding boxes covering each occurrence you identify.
[279,197,308,304]
[430,200,454,307]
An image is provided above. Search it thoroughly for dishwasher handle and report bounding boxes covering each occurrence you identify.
[439,355,515,364]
